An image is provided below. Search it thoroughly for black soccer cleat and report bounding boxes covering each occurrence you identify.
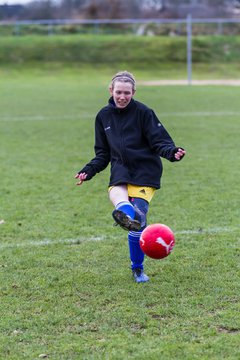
[112,210,141,231]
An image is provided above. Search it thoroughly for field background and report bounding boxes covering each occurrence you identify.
[1,34,240,78]
[0,42,240,360]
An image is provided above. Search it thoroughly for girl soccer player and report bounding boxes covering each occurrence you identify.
[75,71,185,283]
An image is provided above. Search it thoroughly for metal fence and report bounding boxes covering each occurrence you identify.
[1,16,240,36]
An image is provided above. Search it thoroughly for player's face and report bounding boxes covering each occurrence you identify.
[110,81,135,109]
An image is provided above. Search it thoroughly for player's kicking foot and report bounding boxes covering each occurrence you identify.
[112,210,141,231]
[132,268,149,283]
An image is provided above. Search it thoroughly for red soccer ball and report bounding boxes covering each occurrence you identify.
[140,223,175,259]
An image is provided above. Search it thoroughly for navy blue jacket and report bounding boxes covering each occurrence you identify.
[79,97,182,189]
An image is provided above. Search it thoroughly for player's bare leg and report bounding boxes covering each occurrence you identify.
[109,185,141,231]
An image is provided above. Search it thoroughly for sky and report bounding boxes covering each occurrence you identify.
[0,0,60,4]
[0,0,31,4]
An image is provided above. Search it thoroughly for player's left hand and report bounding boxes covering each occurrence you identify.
[174,148,186,160]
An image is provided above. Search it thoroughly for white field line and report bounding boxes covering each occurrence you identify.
[139,79,240,86]
[1,111,240,122]
[0,236,106,249]
[160,111,240,117]
[0,114,93,122]
[0,226,238,250]
[175,227,239,235]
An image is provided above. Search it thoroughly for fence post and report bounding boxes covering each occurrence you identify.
[48,23,53,36]
[187,14,192,85]
[14,22,20,36]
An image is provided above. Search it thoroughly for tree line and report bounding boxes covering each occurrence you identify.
[0,0,240,21]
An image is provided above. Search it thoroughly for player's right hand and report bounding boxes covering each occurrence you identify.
[75,172,87,185]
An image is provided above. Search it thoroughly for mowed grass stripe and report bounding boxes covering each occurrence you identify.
[1,111,240,122]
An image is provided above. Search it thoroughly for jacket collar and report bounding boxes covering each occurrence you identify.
[108,97,135,113]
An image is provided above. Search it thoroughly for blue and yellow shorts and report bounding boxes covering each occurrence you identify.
[109,184,156,203]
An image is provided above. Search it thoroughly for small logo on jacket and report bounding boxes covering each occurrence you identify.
[104,126,111,131]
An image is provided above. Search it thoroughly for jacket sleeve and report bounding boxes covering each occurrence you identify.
[143,109,180,162]
[78,114,111,180]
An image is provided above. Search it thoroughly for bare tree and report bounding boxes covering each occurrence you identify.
[59,0,86,17]
[22,0,57,20]
[82,0,140,19]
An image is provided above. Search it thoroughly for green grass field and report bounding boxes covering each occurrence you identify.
[0,67,239,360]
